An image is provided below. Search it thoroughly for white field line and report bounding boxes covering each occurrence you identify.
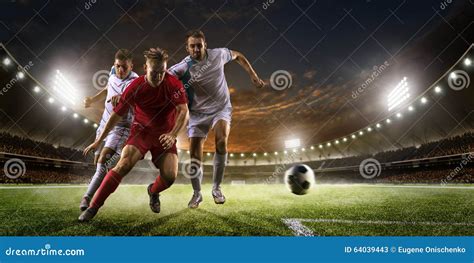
[319,184,474,190]
[282,218,474,236]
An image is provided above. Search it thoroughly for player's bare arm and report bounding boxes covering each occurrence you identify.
[83,87,107,108]
[83,112,123,155]
[159,103,189,149]
[231,50,265,89]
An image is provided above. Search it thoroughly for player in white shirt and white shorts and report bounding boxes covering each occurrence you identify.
[80,49,138,211]
[169,30,265,208]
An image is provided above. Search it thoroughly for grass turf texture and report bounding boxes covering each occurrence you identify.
[0,184,472,236]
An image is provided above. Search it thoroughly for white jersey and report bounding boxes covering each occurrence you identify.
[99,67,138,129]
[169,48,233,114]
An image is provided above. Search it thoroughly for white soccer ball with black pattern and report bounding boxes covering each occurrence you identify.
[284,164,315,195]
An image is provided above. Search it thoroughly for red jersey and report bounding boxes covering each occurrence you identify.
[114,73,187,134]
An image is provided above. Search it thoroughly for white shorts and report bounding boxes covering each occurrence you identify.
[94,126,130,156]
[188,107,232,138]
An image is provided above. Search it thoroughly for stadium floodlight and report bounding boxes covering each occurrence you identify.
[206,152,211,156]
[301,148,306,152]
[387,77,410,111]
[396,113,402,118]
[367,127,372,132]
[186,150,190,154]
[420,97,427,104]
[285,138,301,149]
[264,152,268,156]
[318,144,323,149]
[274,151,278,155]
[351,134,356,139]
[83,118,89,124]
[48,97,55,104]
[408,106,414,111]
[241,153,245,157]
[17,71,25,79]
[359,131,364,136]
[386,118,391,124]
[326,142,331,147]
[93,123,98,128]
[283,150,288,154]
[53,70,79,106]
[73,113,79,118]
[292,149,297,153]
[61,106,67,112]
[343,137,348,142]
[230,153,234,157]
[335,140,339,144]
[434,86,442,93]
[3,57,11,66]
[464,58,472,66]
[449,72,457,79]
[310,146,314,150]
[376,123,381,128]
[252,153,257,156]
[33,86,41,93]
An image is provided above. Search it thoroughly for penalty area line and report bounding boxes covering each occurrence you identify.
[282,218,474,236]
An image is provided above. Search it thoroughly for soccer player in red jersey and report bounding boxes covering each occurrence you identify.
[78,47,188,222]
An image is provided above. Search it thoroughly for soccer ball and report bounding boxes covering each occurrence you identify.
[284,164,315,195]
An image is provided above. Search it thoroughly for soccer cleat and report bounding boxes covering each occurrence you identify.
[147,184,161,213]
[78,207,98,222]
[212,188,226,204]
[79,196,90,211]
[187,192,203,209]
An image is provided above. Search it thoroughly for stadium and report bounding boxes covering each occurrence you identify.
[0,1,473,236]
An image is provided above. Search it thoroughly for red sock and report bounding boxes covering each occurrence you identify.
[150,175,173,194]
[90,170,123,209]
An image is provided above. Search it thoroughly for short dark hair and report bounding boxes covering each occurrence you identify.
[143,47,168,63]
[185,30,206,44]
[115,49,133,61]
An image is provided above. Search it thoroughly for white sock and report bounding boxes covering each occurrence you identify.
[212,153,227,190]
[84,163,107,198]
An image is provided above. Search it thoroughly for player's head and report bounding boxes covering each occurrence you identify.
[185,30,207,61]
[143,47,168,87]
[114,49,133,80]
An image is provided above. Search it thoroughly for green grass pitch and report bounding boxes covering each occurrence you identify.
[0,184,472,236]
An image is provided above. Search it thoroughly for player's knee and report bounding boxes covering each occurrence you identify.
[161,168,177,183]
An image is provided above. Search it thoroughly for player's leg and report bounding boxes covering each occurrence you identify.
[147,153,178,213]
[78,144,142,222]
[212,119,230,204]
[188,137,205,208]
[79,147,117,211]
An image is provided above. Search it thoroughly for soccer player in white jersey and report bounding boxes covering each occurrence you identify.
[169,30,265,208]
[80,49,138,211]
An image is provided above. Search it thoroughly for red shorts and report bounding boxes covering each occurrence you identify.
[125,124,177,165]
